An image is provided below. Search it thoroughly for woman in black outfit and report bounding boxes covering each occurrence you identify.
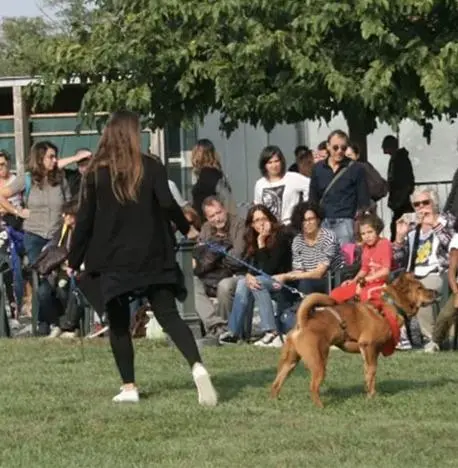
[191,139,235,221]
[68,111,217,405]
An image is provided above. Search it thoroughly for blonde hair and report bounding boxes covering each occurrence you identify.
[191,139,222,174]
[86,111,144,204]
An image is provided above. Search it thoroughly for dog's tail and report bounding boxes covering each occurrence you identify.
[296,293,337,329]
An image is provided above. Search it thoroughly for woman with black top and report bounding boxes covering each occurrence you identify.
[191,139,235,221]
[219,204,292,347]
[68,111,217,405]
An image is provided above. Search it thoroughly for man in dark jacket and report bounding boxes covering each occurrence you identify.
[193,196,245,338]
[445,167,458,217]
[382,135,415,241]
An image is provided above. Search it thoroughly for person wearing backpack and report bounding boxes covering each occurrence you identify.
[346,142,388,206]
[0,141,71,335]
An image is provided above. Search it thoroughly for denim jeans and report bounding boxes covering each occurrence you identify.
[228,276,279,337]
[24,231,62,334]
[323,218,354,246]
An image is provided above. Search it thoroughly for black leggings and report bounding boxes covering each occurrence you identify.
[106,285,202,384]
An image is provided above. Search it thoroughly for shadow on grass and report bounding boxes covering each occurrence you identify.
[138,367,278,401]
[324,376,458,402]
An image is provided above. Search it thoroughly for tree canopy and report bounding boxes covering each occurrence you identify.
[5,0,458,153]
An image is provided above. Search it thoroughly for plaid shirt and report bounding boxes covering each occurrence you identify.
[392,211,456,271]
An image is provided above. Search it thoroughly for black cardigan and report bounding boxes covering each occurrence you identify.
[249,230,292,275]
[68,155,190,302]
[191,167,224,220]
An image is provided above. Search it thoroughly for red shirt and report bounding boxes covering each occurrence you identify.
[360,238,392,279]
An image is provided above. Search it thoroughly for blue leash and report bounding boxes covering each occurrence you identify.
[203,241,305,299]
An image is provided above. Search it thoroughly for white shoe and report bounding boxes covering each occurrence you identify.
[112,387,139,403]
[47,327,63,338]
[192,363,218,407]
[424,341,440,353]
[253,332,276,346]
[60,330,79,339]
[262,335,284,348]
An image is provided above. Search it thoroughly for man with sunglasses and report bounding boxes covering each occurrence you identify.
[309,130,370,245]
[382,135,415,241]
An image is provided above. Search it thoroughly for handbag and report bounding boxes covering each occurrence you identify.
[2,213,24,231]
[32,224,71,276]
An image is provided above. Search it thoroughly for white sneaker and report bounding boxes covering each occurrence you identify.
[112,387,139,403]
[424,341,440,353]
[60,330,80,339]
[47,327,63,338]
[192,363,218,407]
[253,332,276,346]
[263,335,284,348]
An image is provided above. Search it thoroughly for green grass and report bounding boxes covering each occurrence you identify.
[1,339,458,468]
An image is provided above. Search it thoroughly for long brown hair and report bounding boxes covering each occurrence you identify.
[244,204,281,258]
[86,111,143,203]
[27,141,62,188]
[191,139,222,174]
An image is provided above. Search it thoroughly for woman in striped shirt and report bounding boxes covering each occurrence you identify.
[274,201,343,293]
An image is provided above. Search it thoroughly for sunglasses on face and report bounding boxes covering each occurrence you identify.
[413,200,431,208]
[331,145,348,152]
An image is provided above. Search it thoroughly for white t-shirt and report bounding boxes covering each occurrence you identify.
[168,180,188,208]
[254,171,310,224]
[449,233,458,253]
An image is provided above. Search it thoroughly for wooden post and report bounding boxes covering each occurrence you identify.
[12,86,30,174]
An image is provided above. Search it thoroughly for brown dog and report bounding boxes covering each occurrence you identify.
[270,273,437,408]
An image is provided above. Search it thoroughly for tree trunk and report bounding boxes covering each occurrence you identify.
[346,114,369,162]
[343,106,377,163]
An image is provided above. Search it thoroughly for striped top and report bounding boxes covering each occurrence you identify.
[292,228,343,272]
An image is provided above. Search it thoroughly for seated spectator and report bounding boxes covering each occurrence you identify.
[193,196,245,338]
[425,221,458,352]
[393,187,455,346]
[254,146,310,225]
[330,213,391,306]
[273,201,343,295]
[219,205,292,347]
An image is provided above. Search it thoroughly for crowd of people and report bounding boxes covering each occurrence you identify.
[1,124,458,362]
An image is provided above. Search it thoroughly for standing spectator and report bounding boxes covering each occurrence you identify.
[288,146,314,177]
[314,141,328,163]
[0,141,71,335]
[191,138,235,222]
[59,148,92,197]
[254,146,310,224]
[309,130,370,245]
[382,135,415,242]
[0,150,25,318]
[444,167,458,218]
[346,142,388,204]
[68,111,217,405]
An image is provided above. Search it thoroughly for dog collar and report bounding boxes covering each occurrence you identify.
[382,293,410,321]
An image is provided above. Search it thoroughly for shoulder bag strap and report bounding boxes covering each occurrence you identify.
[319,161,354,207]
